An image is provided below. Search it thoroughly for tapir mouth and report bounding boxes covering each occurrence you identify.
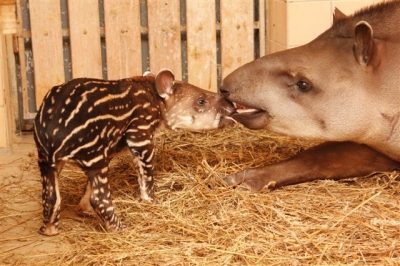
[232,109,266,123]
[232,103,265,118]
[236,107,263,115]
[225,103,270,129]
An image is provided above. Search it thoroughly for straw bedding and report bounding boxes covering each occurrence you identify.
[1,124,400,265]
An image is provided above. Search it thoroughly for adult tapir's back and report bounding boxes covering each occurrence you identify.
[222,1,400,161]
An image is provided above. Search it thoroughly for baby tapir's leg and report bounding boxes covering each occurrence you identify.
[38,160,64,236]
[76,181,96,216]
[83,166,124,232]
[126,131,157,204]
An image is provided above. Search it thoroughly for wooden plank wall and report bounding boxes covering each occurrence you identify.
[104,0,142,79]
[186,0,217,92]
[21,0,261,113]
[29,0,64,108]
[220,0,254,79]
[147,0,182,80]
[68,0,102,79]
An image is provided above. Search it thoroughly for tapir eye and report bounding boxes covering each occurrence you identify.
[296,80,312,92]
[197,98,207,105]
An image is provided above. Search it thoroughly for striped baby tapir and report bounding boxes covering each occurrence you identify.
[33,69,235,235]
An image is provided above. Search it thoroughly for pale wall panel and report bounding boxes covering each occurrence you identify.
[287,1,331,47]
[333,0,375,16]
[268,0,381,53]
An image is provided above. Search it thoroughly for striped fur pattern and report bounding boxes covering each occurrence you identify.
[33,69,235,235]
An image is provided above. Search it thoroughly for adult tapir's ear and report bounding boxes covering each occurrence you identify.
[155,68,175,98]
[333,8,347,24]
[354,21,376,67]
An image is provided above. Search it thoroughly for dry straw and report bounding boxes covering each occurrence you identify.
[1,124,399,265]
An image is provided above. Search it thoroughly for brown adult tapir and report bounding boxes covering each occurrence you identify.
[221,1,400,191]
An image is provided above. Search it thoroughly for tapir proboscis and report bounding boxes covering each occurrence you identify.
[221,1,400,191]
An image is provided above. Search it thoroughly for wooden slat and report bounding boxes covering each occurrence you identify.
[0,4,17,34]
[6,35,18,129]
[68,0,102,79]
[220,0,254,79]
[259,0,266,57]
[0,0,16,5]
[104,0,142,79]
[147,0,182,79]
[186,0,217,92]
[0,33,9,147]
[0,34,6,107]
[16,0,33,118]
[29,0,64,108]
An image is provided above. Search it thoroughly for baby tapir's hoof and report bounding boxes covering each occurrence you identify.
[39,224,60,236]
[76,203,96,217]
[141,197,158,205]
[104,221,126,233]
[76,190,96,217]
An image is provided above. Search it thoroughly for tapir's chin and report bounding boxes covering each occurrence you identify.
[218,116,236,127]
[231,108,271,130]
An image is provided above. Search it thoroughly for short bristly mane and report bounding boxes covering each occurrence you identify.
[321,1,400,40]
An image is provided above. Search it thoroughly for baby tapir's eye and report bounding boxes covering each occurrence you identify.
[197,98,207,105]
[296,80,312,92]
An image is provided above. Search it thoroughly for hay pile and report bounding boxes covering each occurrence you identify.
[2,124,400,265]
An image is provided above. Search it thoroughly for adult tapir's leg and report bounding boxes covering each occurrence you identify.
[224,141,400,191]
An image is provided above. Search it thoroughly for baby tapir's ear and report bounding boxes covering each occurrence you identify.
[155,68,175,98]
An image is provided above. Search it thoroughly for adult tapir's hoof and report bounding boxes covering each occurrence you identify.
[223,169,275,192]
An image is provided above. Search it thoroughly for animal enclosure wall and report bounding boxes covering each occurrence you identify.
[12,0,265,129]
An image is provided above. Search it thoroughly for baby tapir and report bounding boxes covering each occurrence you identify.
[34,69,235,235]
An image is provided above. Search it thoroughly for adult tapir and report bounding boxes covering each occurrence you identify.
[221,1,400,191]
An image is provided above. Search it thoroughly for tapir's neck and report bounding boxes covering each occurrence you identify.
[364,111,400,161]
